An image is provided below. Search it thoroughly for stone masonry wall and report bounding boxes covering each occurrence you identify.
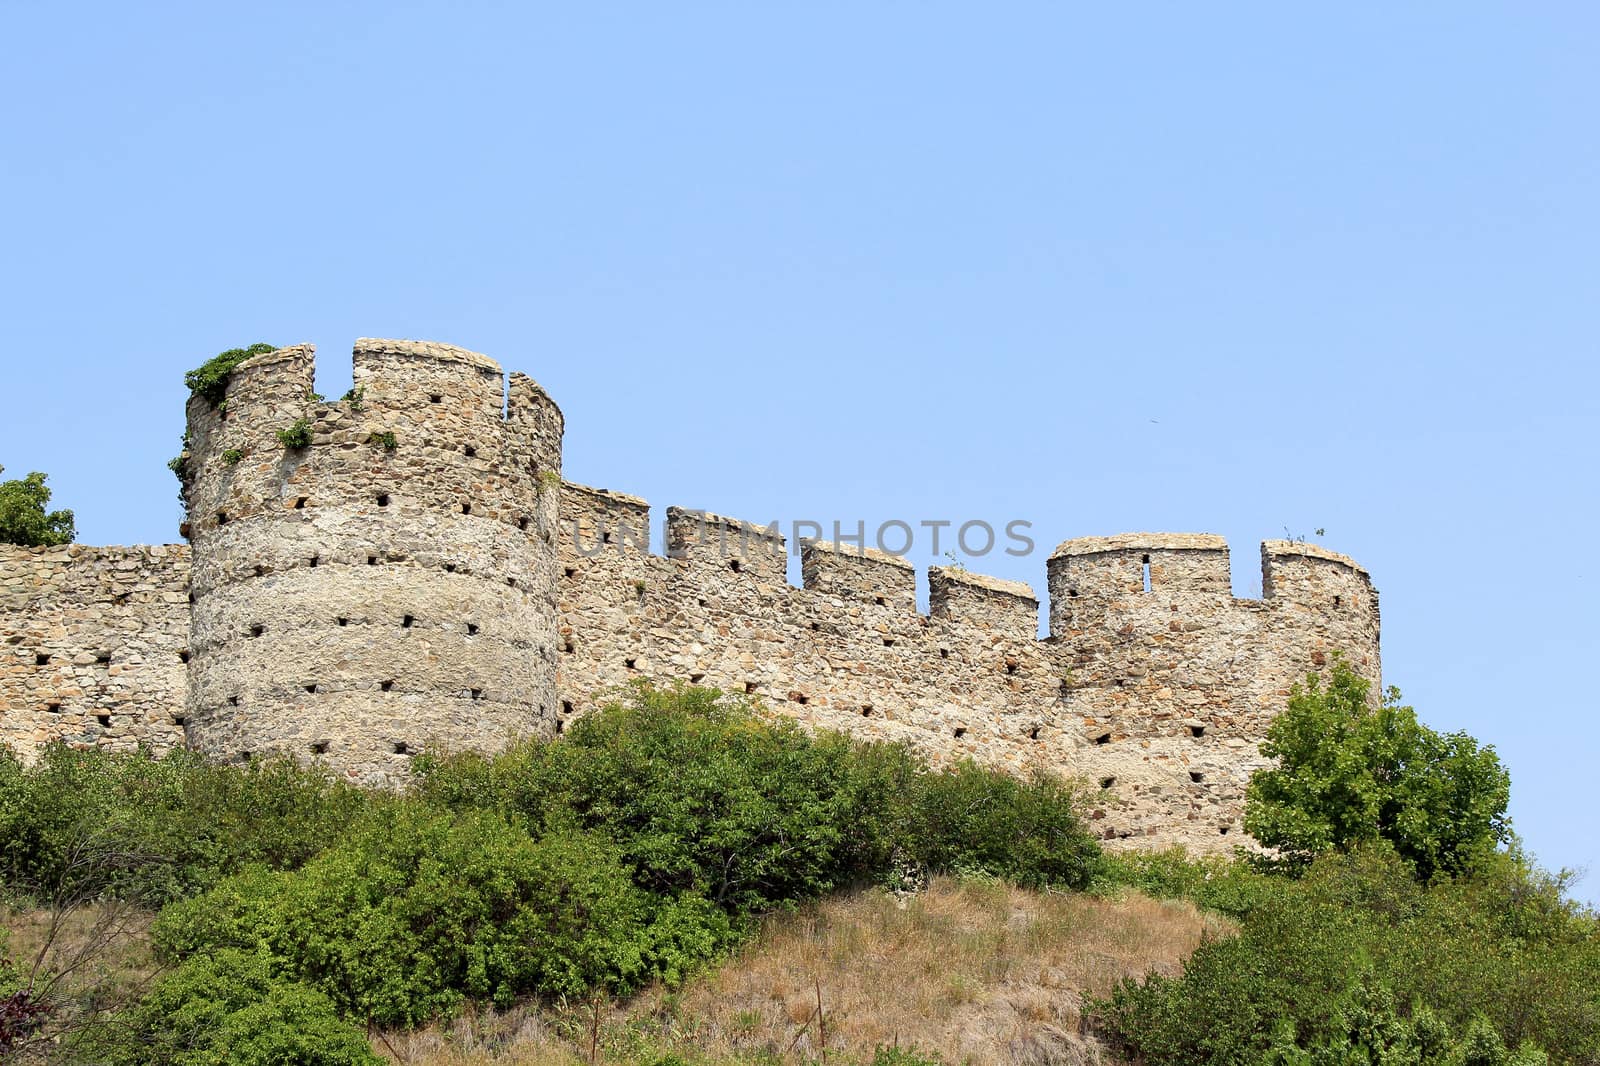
[0,338,1382,855]
[180,340,564,785]
[0,544,189,759]
[555,488,1380,852]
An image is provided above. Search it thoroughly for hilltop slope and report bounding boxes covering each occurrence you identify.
[377,877,1222,1066]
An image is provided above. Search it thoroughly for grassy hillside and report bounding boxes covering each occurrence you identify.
[377,877,1220,1066]
[3,878,1214,1066]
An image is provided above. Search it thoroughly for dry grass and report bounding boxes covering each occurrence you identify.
[2,899,163,1061]
[378,877,1226,1066]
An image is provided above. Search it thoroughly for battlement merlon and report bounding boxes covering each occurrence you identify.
[561,482,652,560]
[1261,539,1378,613]
[929,565,1039,639]
[1049,533,1230,559]
[1047,533,1231,637]
[799,538,915,612]
[349,338,508,445]
[352,336,501,379]
[1259,539,1368,575]
[666,506,787,584]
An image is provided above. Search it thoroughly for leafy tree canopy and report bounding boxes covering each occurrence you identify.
[0,466,75,547]
[1245,657,1511,879]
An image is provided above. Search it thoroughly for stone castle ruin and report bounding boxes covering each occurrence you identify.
[0,340,1380,851]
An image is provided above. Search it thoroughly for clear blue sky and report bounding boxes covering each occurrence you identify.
[2,4,1595,894]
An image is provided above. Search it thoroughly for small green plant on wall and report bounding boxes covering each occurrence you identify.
[367,430,397,452]
[167,432,194,506]
[222,449,244,466]
[276,419,312,450]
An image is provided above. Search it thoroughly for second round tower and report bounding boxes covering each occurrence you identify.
[180,339,564,784]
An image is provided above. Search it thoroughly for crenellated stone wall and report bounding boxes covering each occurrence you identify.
[551,488,1380,852]
[0,339,1382,852]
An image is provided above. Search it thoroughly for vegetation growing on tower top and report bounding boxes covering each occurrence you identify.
[183,342,276,405]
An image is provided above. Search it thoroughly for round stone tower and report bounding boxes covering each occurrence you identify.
[181,339,564,783]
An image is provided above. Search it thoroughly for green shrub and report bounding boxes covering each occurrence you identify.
[417,683,1104,912]
[367,430,397,451]
[85,949,380,1066]
[904,759,1103,891]
[1098,847,1280,920]
[275,418,313,450]
[419,684,879,914]
[1091,845,1600,1066]
[184,343,275,405]
[154,806,694,1025]
[5,685,1103,1034]
[0,745,371,905]
[221,448,244,465]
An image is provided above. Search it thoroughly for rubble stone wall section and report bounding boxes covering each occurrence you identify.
[0,544,190,759]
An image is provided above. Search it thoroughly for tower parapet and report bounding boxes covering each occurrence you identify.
[1046,533,1231,637]
[1260,540,1374,609]
[1261,539,1381,680]
[181,340,563,784]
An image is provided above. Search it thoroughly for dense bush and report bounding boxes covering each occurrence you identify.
[0,745,372,905]
[1245,658,1511,879]
[1092,845,1600,1066]
[416,682,1105,911]
[906,759,1103,890]
[1097,847,1278,920]
[3,684,1103,1043]
[417,684,876,913]
[154,805,733,1026]
[84,949,380,1066]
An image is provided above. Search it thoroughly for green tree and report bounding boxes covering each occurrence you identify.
[1244,658,1511,879]
[0,466,75,547]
